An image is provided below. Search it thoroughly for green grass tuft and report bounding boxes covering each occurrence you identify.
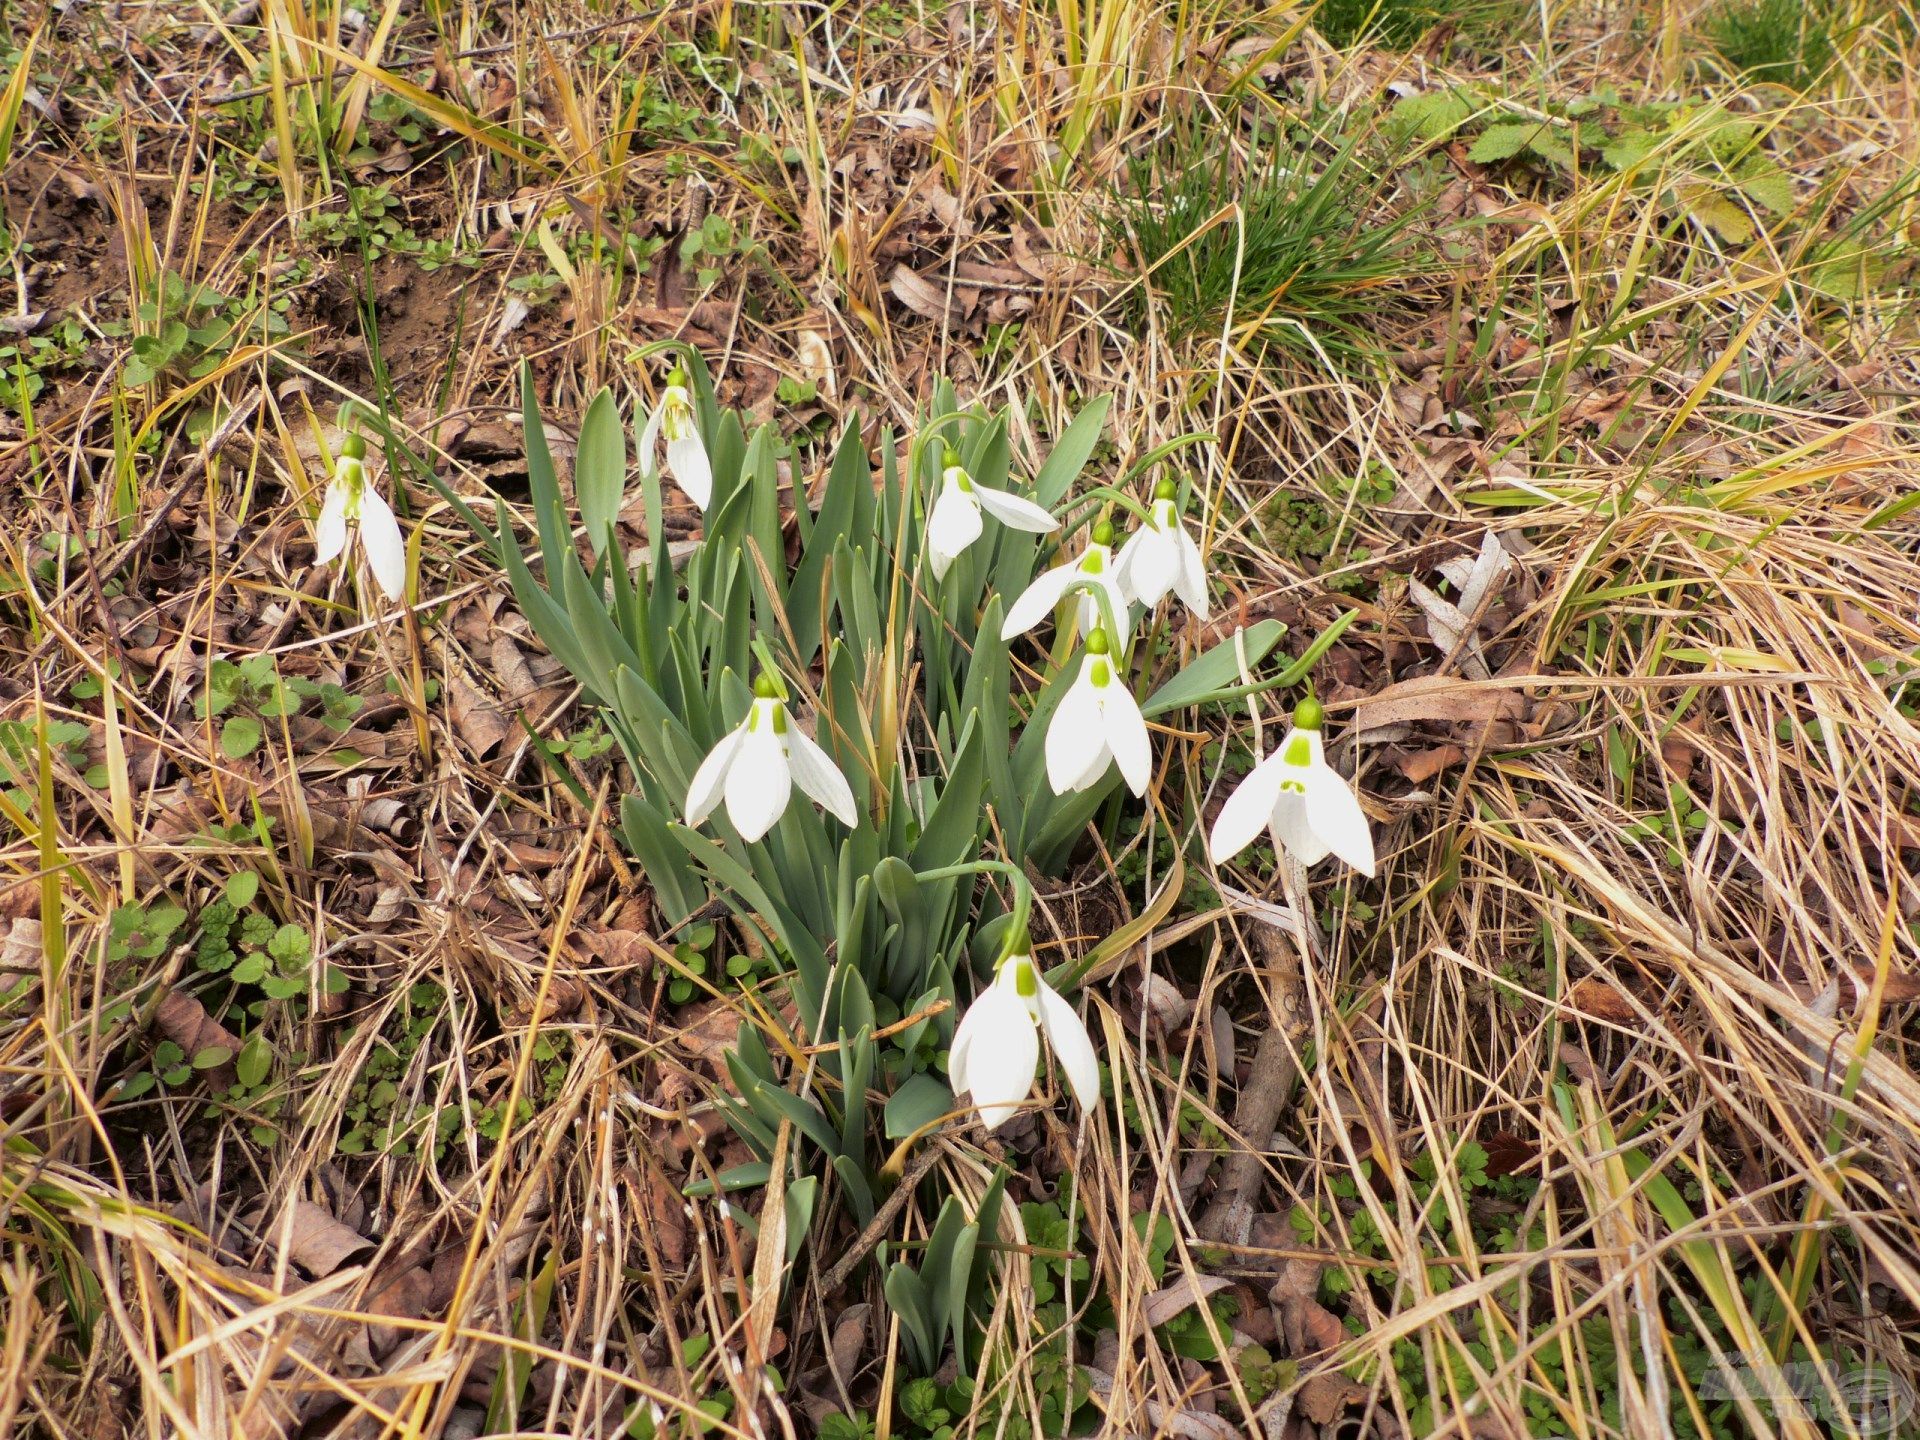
[1705,0,1839,89]
[1101,114,1434,369]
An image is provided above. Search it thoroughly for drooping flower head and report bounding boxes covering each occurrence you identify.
[686,672,860,842]
[925,446,1058,579]
[948,940,1099,1131]
[1116,477,1208,618]
[1001,519,1130,642]
[314,432,406,601]
[1045,626,1151,797]
[1208,696,1375,875]
[640,364,713,511]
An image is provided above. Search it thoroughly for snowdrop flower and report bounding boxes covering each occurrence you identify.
[314,434,406,600]
[1045,627,1150,797]
[1001,520,1130,641]
[639,365,713,510]
[948,946,1099,1131]
[925,447,1058,580]
[1116,478,1209,618]
[685,675,860,842]
[1208,697,1375,875]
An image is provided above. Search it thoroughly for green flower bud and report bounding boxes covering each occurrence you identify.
[1293,695,1325,732]
[753,672,782,700]
[1092,519,1116,546]
[1152,477,1178,501]
[1085,626,1110,656]
[341,433,366,461]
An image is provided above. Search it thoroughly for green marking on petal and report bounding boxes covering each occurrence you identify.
[1080,547,1106,574]
[772,704,788,735]
[1282,734,1313,767]
[1013,958,1038,998]
[1090,658,1111,687]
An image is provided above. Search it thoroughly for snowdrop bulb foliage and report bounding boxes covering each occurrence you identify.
[925,447,1059,579]
[1208,698,1375,875]
[948,948,1099,1131]
[685,674,860,842]
[639,365,714,511]
[1116,478,1209,619]
[314,434,406,600]
[1045,627,1151,798]
[1001,520,1130,642]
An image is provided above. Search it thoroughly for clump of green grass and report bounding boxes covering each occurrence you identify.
[1705,0,1838,89]
[1312,0,1526,51]
[1102,114,1433,368]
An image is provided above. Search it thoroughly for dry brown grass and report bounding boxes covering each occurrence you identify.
[3,0,1919,1437]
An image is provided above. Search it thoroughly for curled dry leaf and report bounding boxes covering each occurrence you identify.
[888,264,956,323]
[249,1197,375,1277]
[1394,744,1467,784]
[1082,1367,1240,1440]
[1141,1273,1236,1330]
[1567,975,1639,1024]
[1352,675,1529,734]
[446,664,511,761]
[1,916,41,985]
[154,990,243,1087]
[1139,972,1193,1032]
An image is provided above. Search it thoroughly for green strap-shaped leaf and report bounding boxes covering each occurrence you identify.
[1033,395,1111,507]
[1139,618,1285,717]
[575,387,627,557]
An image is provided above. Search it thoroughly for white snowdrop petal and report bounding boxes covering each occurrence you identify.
[1035,984,1101,1111]
[357,486,408,600]
[955,982,1038,1131]
[1208,751,1289,863]
[1099,686,1152,798]
[1173,526,1210,617]
[973,484,1059,533]
[1112,528,1149,604]
[685,726,746,828]
[948,986,992,1093]
[314,481,350,565]
[1305,764,1376,876]
[1271,793,1331,866]
[1045,669,1105,795]
[1001,563,1080,639]
[926,486,982,575]
[638,403,665,471]
[666,430,713,510]
[1066,736,1114,793]
[787,724,860,827]
[724,726,792,842]
[1125,529,1180,607]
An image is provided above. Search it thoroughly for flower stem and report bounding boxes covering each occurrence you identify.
[910,859,1033,950]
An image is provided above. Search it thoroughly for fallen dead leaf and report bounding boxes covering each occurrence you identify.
[1353,675,1529,733]
[1567,975,1639,1024]
[888,264,956,323]
[1395,744,1467,784]
[250,1197,374,1277]
[154,991,243,1088]
[1142,1273,1235,1330]
[446,664,511,761]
